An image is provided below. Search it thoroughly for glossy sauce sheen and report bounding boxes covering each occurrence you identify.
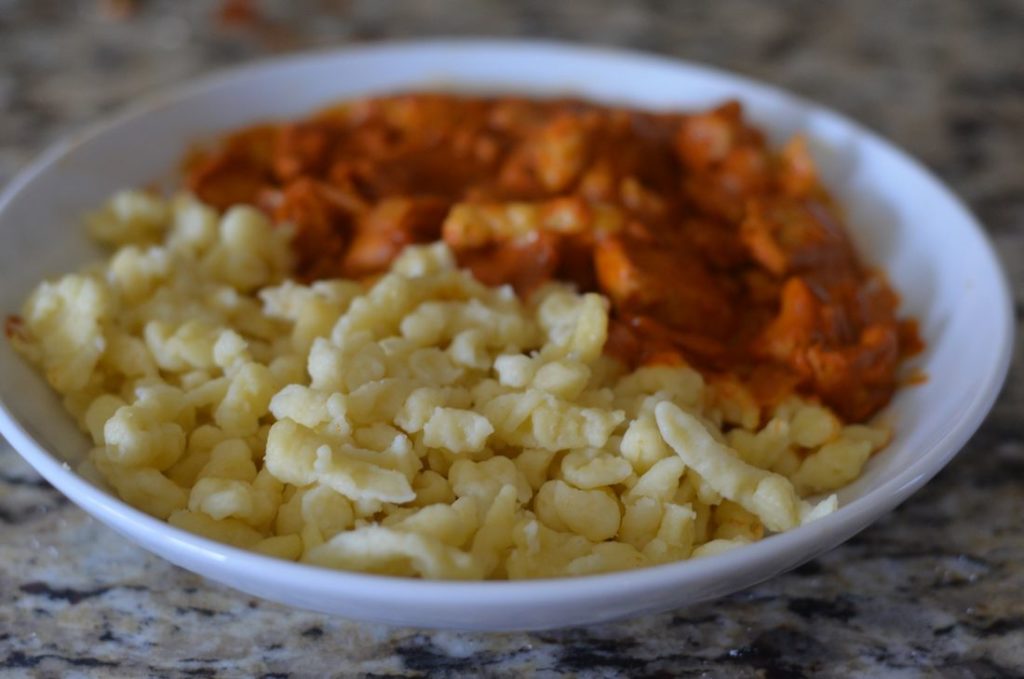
[185,94,922,422]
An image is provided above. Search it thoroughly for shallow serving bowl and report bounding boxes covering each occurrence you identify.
[0,40,1012,631]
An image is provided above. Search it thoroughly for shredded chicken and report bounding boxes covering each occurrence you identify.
[184,94,921,421]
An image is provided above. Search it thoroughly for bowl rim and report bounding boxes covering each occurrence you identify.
[0,38,1014,602]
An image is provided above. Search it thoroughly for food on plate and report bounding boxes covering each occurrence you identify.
[8,190,889,578]
[8,94,921,579]
[185,94,921,422]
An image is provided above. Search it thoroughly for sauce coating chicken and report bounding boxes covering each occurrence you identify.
[185,94,921,422]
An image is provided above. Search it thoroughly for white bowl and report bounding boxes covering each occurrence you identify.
[0,40,1012,631]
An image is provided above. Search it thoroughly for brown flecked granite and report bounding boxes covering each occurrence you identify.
[1,1,1023,676]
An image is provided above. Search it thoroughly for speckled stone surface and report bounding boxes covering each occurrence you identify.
[1,0,1023,676]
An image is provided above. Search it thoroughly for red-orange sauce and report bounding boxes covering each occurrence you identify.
[3,314,25,342]
[184,94,922,422]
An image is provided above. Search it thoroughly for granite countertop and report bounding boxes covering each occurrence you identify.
[1,1,1022,676]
